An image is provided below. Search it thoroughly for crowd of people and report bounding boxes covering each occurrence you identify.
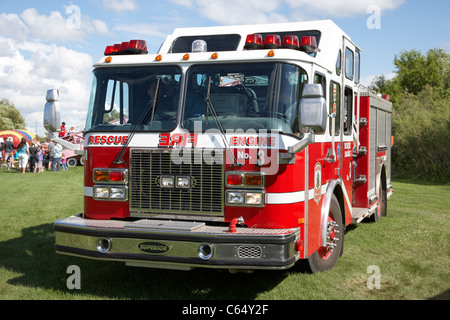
[0,122,71,173]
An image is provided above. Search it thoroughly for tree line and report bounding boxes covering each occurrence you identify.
[370,48,450,182]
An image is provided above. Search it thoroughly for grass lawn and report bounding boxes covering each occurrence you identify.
[0,166,449,300]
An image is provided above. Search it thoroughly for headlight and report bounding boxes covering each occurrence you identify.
[94,187,109,199]
[161,176,174,188]
[245,192,263,205]
[93,186,128,201]
[227,191,244,204]
[176,176,191,189]
[110,187,126,199]
[226,190,264,206]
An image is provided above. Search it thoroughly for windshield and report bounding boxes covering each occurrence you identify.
[182,62,308,134]
[85,66,181,132]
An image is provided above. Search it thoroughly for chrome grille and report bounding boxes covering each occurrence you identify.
[130,149,224,215]
[237,246,263,259]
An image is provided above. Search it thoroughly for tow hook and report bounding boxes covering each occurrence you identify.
[228,217,244,233]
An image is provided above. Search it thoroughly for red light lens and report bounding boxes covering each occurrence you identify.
[264,34,281,48]
[110,171,125,182]
[244,34,263,50]
[299,36,317,54]
[282,35,299,48]
[128,39,148,54]
[246,34,262,45]
[300,36,317,47]
[227,174,243,186]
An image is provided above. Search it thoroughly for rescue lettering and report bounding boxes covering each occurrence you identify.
[158,133,198,147]
[87,135,129,145]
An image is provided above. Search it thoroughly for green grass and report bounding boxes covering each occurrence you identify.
[0,166,449,300]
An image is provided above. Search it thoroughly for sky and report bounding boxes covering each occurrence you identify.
[0,0,448,136]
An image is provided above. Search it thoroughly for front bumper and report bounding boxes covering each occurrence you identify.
[54,215,300,271]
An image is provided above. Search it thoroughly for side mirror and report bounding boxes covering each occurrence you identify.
[44,89,61,133]
[299,84,327,134]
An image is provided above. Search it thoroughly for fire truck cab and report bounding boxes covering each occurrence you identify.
[52,20,393,273]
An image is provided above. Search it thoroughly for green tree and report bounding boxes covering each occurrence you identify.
[394,48,450,95]
[0,98,26,130]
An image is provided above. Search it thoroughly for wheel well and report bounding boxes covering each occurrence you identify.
[333,184,346,227]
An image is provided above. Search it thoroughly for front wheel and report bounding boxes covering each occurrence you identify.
[306,194,344,273]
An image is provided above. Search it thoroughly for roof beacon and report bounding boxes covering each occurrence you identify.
[192,39,207,52]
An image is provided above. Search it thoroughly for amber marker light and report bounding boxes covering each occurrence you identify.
[245,174,263,187]
[104,56,112,63]
[94,169,109,182]
[155,54,162,61]
[211,52,218,59]
[183,53,190,60]
[267,50,275,57]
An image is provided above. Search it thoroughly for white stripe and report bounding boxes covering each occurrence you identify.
[265,190,305,204]
[84,186,93,197]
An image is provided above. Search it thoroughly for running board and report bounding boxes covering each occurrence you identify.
[351,204,377,223]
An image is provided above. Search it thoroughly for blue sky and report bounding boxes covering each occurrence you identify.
[0,0,448,135]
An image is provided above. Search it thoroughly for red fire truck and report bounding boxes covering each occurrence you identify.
[51,20,393,273]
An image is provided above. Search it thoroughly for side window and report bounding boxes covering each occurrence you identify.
[344,87,353,135]
[345,47,354,80]
[336,50,341,76]
[329,81,340,135]
[103,80,129,125]
[314,73,326,99]
[355,50,360,84]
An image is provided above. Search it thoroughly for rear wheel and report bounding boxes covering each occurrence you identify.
[371,174,387,222]
[67,158,78,167]
[307,194,344,273]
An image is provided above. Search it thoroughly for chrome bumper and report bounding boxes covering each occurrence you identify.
[54,215,300,271]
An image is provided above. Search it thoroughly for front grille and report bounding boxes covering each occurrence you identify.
[237,246,263,259]
[130,149,224,215]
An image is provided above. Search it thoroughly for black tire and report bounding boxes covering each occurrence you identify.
[370,174,387,222]
[67,158,78,167]
[306,194,344,273]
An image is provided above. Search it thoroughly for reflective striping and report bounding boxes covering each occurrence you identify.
[265,184,328,205]
[84,186,93,197]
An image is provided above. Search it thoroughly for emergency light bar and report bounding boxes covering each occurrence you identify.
[244,33,317,53]
[104,40,148,55]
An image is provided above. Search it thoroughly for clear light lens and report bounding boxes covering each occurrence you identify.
[176,176,190,189]
[227,191,244,204]
[94,187,109,199]
[161,176,174,188]
[110,187,126,199]
[245,192,263,205]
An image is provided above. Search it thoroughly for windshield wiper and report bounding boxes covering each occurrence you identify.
[113,78,161,164]
[204,76,239,166]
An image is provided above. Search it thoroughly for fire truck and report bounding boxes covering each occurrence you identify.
[51,20,393,273]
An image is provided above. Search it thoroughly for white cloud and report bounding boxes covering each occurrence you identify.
[103,0,137,13]
[0,8,111,42]
[169,0,404,25]
[0,37,92,135]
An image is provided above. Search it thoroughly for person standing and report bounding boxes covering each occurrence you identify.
[61,153,68,170]
[52,143,62,171]
[59,122,66,137]
[37,145,44,173]
[2,137,14,168]
[16,138,29,174]
[29,141,39,173]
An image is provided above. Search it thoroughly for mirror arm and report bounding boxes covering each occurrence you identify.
[288,131,315,154]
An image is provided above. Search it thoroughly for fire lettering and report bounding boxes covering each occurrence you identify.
[158,133,198,147]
